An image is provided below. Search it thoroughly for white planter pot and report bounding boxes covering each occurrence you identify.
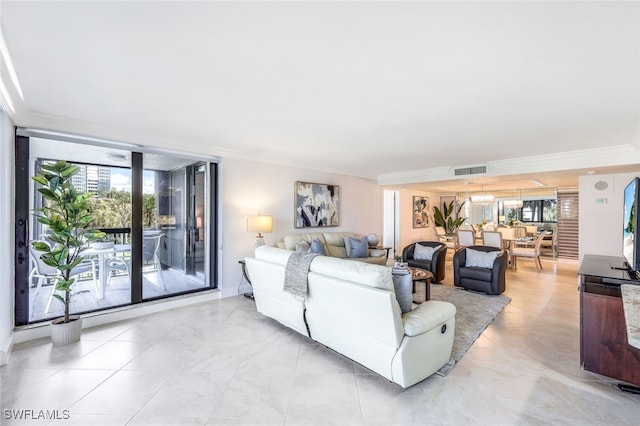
[51,316,82,347]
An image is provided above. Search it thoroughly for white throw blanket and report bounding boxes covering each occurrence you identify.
[283,251,319,300]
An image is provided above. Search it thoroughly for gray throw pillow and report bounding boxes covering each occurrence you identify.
[414,244,436,260]
[308,238,326,255]
[295,240,310,252]
[345,236,369,258]
[465,248,499,268]
[392,274,413,314]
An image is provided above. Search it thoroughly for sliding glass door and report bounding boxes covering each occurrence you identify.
[14,132,217,326]
[142,155,208,299]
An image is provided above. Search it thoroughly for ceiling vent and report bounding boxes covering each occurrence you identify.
[454,165,487,176]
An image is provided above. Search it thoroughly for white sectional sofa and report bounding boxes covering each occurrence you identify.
[245,246,457,388]
[275,231,388,265]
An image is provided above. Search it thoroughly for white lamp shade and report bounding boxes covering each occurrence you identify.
[247,215,273,234]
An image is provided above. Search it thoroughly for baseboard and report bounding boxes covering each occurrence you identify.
[12,289,221,344]
[0,331,14,366]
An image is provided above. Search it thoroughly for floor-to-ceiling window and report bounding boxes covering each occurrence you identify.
[14,130,218,325]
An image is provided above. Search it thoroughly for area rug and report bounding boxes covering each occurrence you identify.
[425,284,511,376]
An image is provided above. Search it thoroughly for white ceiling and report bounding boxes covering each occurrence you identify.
[1,1,639,192]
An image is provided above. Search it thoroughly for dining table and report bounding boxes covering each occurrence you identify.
[82,244,131,299]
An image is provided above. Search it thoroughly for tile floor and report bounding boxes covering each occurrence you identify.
[29,267,207,323]
[2,258,640,425]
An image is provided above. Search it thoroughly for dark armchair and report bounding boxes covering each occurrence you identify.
[401,241,447,283]
[453,245,507,295]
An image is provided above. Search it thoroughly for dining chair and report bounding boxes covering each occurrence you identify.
[525,225,538,236]
[510,232,546,271]
[435,226,456,250]
[482,231,503,249]
[497,227,516,266]
[540,230,557,257]
[513,226,527,238]
[456,230,475,249]
[499,227,514,240]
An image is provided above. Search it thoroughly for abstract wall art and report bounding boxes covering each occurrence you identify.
[295,181,339,228]
[413,196,430,228]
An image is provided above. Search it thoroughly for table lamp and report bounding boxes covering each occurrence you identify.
[247,214,273,247]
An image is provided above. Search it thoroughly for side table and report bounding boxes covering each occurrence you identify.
[239,260,254,301]
[374,246,392,261]
[409,267,433,303]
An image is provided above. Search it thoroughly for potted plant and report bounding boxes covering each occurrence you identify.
[394,255,407,268]
[31,161,104,346]
[433,200,467,235]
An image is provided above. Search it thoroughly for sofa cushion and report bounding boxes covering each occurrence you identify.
[465,248,499,269]
[254,245,293,266]
[459,266,493,282]
[309,238,327,255]
[283,233,327,251]
[407,259,432,270]
[323,232,354,258]
[414,244,437,260]
[310,255,393,291]
[345,236,369,258]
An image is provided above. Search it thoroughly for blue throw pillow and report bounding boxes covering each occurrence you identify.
[308,238,326,255]
[345,236,369,258]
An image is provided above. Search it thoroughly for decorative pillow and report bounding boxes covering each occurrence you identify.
[392,274,413,314]
[295,240,310,252]
[344,236,369,258]
[414,244,436,260]
[308,238,326,255]
[465,248,499,268]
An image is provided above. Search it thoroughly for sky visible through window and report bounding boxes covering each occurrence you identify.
[111,169,155,194]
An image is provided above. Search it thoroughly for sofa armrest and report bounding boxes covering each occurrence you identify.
[402,301,456,337]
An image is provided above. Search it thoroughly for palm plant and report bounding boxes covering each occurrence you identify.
[31,161,104,323]
[433,200,467,235]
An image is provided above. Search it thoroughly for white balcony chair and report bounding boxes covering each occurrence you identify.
[29,242,97,316]
[143,233,166,290]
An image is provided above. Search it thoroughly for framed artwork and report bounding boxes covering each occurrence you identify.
[413,196,430,228]
[295,181,339,228]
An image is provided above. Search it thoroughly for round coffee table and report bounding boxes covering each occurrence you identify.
[409,267,433,303]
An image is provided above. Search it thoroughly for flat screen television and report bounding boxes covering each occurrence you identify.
[623,177,640,276]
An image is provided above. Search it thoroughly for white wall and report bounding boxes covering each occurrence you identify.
[221,157,383,297]
[579,171,640,261]
[0,111,15,365]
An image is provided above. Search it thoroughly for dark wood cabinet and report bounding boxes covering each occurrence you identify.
[579,255,640,386]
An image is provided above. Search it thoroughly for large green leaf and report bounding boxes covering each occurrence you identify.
[37,188,58,200]
[60,165,80,178]
[32,175,48,186]
[31,241,50,252]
